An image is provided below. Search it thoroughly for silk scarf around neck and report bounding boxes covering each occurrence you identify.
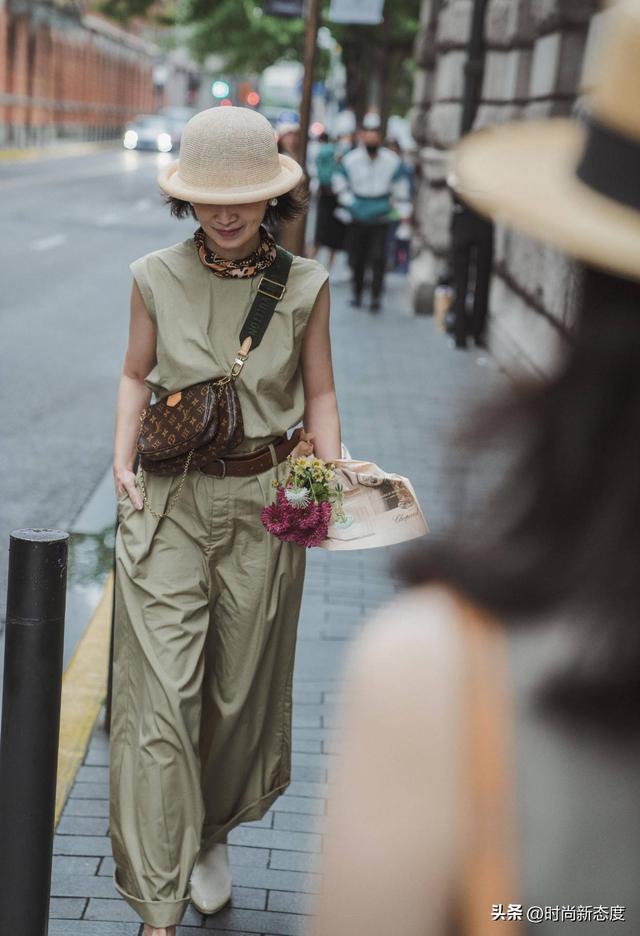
[193,224,277,278]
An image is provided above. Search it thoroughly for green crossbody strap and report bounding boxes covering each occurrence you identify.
[239,245,294,351]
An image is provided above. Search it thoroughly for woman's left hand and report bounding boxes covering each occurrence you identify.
[290,430,315,459]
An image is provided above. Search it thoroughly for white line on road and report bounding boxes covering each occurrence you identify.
[95,212,121,226]
[32,234,68,251]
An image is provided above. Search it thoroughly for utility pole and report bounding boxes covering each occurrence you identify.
[298,0,320,172]
[278,0,320,256]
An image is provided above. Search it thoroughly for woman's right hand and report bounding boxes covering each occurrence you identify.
[114,467,143,511]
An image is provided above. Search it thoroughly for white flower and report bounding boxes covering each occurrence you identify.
[285,486,311,509]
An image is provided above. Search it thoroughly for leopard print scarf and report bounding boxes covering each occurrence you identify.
[193,224,277,278]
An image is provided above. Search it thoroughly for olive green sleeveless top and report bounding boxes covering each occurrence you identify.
[129,236,329,454]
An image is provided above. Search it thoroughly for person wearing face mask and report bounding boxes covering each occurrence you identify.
[332,113,412,310]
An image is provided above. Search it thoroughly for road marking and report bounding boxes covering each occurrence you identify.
[32,234,67,251]
[55,572,112,825]
[0,161,143,190]
[95,212,121,227]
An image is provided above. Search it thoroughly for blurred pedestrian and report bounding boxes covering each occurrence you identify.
[273,119,310,254]
[310,131,347,270]
[311,3,640,935]
[384,137,416,273]
[111,106,340,936]
[333,113,412,311]
[276,120,300,160]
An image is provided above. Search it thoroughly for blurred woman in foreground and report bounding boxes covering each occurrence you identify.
[311,3,640,934]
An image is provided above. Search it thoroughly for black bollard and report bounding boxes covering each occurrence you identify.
[0,529,69,936]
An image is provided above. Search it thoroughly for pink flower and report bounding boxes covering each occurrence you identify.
[261,487,332,548]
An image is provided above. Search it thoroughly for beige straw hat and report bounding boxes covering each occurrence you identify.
[449,0,640,282]
[158,106,304,204]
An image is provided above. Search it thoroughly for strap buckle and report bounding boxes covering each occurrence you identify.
[203,458,226,478]
[257,275,287,301]
[230,351,248,379]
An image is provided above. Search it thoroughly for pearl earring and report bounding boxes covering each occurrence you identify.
[269,197,278,206]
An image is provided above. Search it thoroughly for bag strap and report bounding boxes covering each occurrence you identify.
[223,245,294,382]
[456,597,522,936]
[239,244,294,350]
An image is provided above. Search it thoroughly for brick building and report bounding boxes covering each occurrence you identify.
[0,0,157,148]
[410,0,608,375]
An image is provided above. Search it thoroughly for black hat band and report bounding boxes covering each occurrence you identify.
[575,114,640,212]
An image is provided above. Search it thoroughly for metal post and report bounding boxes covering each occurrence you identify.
[0,529,69,936]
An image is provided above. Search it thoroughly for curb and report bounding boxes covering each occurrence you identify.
[0,141,119,164]
[55,572,113,825]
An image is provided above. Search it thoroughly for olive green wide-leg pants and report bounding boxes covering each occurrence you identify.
[109,458,306,927]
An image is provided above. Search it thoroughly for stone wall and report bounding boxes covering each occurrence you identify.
[0,0,156,148]
[410,0,607,376]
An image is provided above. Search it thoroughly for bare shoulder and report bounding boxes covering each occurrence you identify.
[290,254,330,290]
[129,237,193,271]
[349,583,471,688]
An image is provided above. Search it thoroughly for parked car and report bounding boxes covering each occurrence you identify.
[159,106,198,147]
[122,114,178,153]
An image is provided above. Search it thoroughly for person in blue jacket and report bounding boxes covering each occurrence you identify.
[332,114,411,311]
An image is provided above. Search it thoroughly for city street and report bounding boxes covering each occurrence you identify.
[1,145,187,586]
[1,145,503,934]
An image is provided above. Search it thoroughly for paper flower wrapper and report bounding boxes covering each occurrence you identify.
[318,445,429,551]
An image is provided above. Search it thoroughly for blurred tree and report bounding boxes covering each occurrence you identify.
[96,0,420,122]
[329,0,419,126]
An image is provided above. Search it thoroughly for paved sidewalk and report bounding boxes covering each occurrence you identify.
[49,266,501,935]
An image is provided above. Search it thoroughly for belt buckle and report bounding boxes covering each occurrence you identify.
[202,458,226,478]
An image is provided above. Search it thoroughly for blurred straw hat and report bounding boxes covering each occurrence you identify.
[158,106,303,204]
[449,0,640,281]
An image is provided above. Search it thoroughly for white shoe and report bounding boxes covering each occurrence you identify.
[189,842,232,915]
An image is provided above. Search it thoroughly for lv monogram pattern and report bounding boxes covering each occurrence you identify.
[137,379,244,475]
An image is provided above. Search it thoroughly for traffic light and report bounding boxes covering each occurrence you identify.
[212,79,231,99]
[238,82,261,108]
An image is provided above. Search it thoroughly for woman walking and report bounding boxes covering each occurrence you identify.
[311,132,346,270]
[110,106,340,936]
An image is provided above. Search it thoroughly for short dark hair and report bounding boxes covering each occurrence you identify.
[162,182,309,226]
[396,265,640,735]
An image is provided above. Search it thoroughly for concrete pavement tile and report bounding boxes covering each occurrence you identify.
[267,890,316,915]
[228,827,322,854]
[268,850,323,874]
[202,907,307,934]
[69,781,109,799]
[54,834,113,856]
[48,922,139,935]
[272,812,325,835]
[63,798,110,817]
[52,855,101,875]
[57,816,110,836]
[227,866,320,894]
[49,896,87,919]
[51,873,120,899]
[272,795,324,816]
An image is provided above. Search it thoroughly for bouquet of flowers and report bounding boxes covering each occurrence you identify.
[261,454,347,548]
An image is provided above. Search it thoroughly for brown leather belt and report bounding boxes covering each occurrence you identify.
[198,427,304,478]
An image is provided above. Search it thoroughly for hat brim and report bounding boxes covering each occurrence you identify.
[158,152,304,204]
[450,119,640,282]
